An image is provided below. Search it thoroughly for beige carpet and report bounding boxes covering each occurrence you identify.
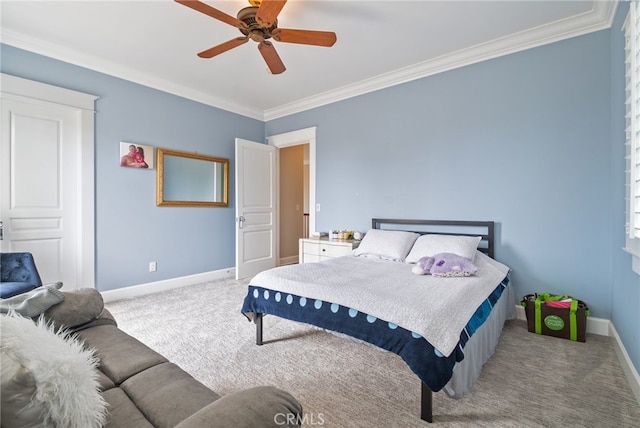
[105,278,640,427]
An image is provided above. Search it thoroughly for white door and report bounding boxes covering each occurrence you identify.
[1,74,96,290]
[235,138,276,279]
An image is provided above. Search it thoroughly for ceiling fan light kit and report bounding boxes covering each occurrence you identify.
[176,0,337,74]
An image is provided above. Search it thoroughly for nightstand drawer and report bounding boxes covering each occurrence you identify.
[319,243,353,258]
[299,238,360,263]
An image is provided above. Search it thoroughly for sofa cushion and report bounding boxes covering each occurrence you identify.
[175,386,304,428]
[102,387,154,428]
[75,324,167,385]
[96,369,116,392]
[121,362,220,428]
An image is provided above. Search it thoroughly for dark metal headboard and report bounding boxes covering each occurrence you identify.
[371,218,495,259]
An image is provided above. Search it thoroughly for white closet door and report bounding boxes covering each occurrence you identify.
[1,74,96,289]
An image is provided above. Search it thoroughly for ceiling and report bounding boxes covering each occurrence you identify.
[0,1,617,121]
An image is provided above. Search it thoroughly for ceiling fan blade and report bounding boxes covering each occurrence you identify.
[175,0,244,28]
[258,41,286,74]
[272,28,337,47]
[198,37,248,58]
[255,0,287,27]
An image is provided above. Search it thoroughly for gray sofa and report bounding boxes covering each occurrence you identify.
[2,287,303,427]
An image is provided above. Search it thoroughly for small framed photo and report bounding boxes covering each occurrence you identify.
[120,142,154,169]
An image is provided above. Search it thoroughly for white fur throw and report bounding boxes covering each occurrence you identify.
[0,312,106,428]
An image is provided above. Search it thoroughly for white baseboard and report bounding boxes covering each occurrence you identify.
[609,322,640,405]
[515,304,640,406]
[100,267,235,304]
[279,255,299,266]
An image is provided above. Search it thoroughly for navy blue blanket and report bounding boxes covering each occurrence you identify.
[241,275,510,392]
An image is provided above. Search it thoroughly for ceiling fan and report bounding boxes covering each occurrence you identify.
[175,0,337,74]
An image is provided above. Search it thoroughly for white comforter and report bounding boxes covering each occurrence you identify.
[249,251,510,357]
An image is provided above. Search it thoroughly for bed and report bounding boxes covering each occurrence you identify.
[241,219,514,423]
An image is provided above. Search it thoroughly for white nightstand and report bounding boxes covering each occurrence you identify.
[299,237,361,263]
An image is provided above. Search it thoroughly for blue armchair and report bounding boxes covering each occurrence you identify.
[1,252,43,299]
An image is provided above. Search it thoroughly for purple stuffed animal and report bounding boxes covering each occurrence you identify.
[411,253,478,277]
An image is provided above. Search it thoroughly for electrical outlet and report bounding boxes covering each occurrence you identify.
[149,261,157,272]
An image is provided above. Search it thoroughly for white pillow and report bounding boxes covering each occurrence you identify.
[353,229,419,262]
[405,234,481,263]
[0,312,106,428]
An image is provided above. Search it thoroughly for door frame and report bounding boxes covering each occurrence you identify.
[267,126,316,262]
[0,73,97,288]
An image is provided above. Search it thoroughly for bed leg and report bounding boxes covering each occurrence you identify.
[421,382,433,423]
[256,313,263,346]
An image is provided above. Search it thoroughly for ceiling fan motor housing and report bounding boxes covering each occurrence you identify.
[238,6,277,42]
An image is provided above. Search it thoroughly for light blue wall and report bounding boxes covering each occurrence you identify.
[0,44,265,291]
[267,29,612,315]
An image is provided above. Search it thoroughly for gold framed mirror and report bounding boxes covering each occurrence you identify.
[156,148,229,207]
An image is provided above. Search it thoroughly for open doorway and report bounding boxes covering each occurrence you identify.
[278,144,309,265]
[267,127,316,266]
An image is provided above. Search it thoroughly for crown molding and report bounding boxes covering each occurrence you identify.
[263,0,619,121]
[1,1,618,123]
[0,29,265,121]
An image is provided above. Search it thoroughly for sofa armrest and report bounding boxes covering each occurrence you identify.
[42,288,107,329]
[70,308,117,332]
[174,386,303,428]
